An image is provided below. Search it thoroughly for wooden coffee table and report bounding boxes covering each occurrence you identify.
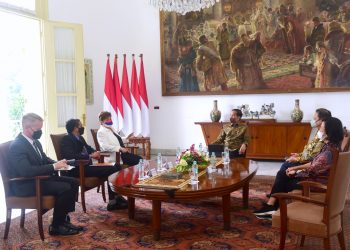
[111,158,258,240]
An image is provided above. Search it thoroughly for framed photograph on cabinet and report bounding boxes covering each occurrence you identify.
[160,1,350,96]
[84,58,94,104]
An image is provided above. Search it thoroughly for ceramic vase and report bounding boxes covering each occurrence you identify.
[210,100,221,122]
[291,99,303,122]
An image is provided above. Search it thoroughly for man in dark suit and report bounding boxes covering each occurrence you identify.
[60,118,127,211]
[8,113,82,236]
[306,17,325,49]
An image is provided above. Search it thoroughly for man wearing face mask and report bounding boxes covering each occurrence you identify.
[8,113,82,236]
[254,117,343,218]
[60,118,127,211]
[284,108,332,165]
[211,109,249,157]
[97,111,142,166]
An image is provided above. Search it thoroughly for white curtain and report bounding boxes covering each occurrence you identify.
[54,27,77,127]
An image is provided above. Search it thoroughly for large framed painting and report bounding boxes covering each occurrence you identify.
[160,0,350,96]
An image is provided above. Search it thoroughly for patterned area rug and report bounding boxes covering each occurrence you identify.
[0,176,349,250]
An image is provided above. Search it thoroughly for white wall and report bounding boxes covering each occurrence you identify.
[49,0,350,150]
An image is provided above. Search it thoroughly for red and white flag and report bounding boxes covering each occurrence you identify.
[120,54,133,137]
[130,55,142,136]
[139,54,150,137]
[103,55,118,129]
[113,55,124,132]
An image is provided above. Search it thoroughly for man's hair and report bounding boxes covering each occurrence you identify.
[232,109,243,118]
[312,16,320,22]
[324,117,343,146]
[304,45,313,53]
[316,108,332,121]
[199,35,207,44]
[99,111,111,122]
[65,118,80,133]
[22,113,43,129]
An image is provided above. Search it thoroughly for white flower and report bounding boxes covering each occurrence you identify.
[179,159,188,166]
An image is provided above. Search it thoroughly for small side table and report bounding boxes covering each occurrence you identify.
[128,137,151,160]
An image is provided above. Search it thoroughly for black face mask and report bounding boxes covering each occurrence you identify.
[32,129,42,140]
[78,127,85,135]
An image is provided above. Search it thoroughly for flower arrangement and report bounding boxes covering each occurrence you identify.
[176,144,209,172]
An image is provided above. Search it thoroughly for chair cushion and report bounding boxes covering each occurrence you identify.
[272,201,341,237]
[7,195,55,209]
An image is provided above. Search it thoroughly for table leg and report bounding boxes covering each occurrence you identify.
[243,183,249,209]
[222,194,231,230]
[152,200,161,240]
[128,197,135,219]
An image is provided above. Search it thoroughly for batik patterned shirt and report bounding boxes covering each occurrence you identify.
[212,123,249,150]
[297,133,325,162]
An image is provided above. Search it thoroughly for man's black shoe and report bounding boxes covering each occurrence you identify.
[49,224,79,236]
[116,196,128,205]
[107,199,128,211]
[255,214,272,221]
[63,221,84,231]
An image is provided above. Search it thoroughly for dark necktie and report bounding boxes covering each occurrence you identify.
[33,141,42,159]
[113,132,125,148]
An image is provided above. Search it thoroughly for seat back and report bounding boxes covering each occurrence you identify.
[326,151,350,219]
[0,141,13,199]
[50,133,66,160]
[90,129,101,151]
[341,127,350,152]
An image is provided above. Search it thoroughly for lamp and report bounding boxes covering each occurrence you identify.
[149,0,220,15]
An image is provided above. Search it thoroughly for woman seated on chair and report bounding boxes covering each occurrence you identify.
[253,117,344,219]
[97,111,142,166]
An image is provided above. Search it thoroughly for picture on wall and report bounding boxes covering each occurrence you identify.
[160,0,350,96]
[84,58,94,104]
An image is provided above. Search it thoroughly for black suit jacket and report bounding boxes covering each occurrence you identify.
[8,133,56,195]
[60,133,95,161]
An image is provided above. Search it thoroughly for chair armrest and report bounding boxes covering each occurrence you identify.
[272,192,325,206]
[8,176,51,182]
[100,152,111,157]
[297,180,327,197]
[298,181,327,190]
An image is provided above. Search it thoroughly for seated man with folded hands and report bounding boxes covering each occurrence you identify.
[60,118,127,211]
[211,109,249,157]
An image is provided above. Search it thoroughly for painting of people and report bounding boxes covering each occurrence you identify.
[161,0,350,95]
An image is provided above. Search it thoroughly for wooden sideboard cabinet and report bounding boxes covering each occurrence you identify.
[195,121,311,160]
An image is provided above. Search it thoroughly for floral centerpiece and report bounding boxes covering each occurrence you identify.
[176,144,209,172]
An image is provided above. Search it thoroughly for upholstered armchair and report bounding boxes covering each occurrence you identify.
[272,152,350,250]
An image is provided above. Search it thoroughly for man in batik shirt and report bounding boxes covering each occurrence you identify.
[285,108,332,164]
[212,109,249,157]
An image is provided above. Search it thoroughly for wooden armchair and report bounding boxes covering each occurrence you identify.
[272,151,350,250]
[50,133,107,213]
[0,141,55,241]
